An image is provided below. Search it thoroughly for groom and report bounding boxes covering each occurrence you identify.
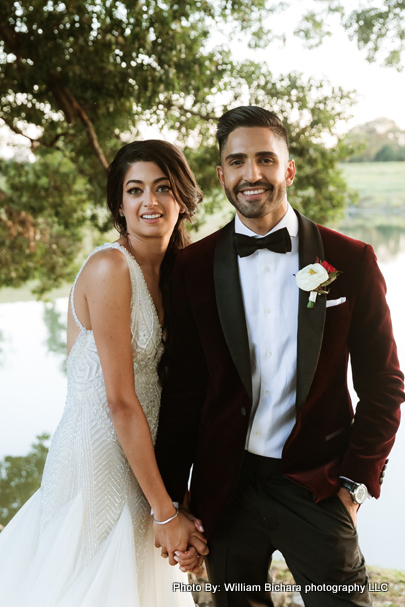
[155,106,404,606]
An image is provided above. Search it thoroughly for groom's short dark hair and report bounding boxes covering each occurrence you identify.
[217,106,289,155]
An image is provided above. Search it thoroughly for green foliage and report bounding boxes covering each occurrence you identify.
[345,0,405,70]
[0,1,359,294]
[0,434,50,527]
[294,11,333,49]
[298,0,405,70]
[0,151,89,295]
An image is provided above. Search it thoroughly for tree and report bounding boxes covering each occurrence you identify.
[296,0,405,70]
[0,1,358,295]
[374,144,405,161]
[0,434,50,527]
[345,117,405,162]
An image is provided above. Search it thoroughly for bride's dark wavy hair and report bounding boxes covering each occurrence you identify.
[106,140,202,382]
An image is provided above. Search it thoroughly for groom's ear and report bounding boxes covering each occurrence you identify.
[216,165,225,190]
[285,159,295,186]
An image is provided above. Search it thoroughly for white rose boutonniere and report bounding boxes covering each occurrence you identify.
[296,259,342,308]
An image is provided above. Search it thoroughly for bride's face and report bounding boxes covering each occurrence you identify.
[120,161,182,241]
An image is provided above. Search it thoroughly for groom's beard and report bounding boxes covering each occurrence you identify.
[224,180,287,219]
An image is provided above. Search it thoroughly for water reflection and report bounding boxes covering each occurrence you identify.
[337,222,405,261]
[43,302,67,374]
[0,329,4,366]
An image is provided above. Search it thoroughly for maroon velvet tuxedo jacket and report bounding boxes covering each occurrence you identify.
[155,211,404,539]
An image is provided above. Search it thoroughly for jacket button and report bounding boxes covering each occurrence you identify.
[380,471,385,479]
[379,477,384,484]
[241,407,247,416]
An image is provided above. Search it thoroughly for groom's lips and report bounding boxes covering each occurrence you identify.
[237,185,272,200]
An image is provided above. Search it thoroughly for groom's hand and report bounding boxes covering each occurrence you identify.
[337,487,359,527]
[179,507,205,533]
[179,508,209,557]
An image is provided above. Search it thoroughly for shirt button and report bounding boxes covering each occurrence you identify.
[264,267,271,273]
[266,350,272,357]
[265,307,271,314]
[265,390,270,396]
[255,430,261,436]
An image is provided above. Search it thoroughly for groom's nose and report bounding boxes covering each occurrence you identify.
[244,160,262,182]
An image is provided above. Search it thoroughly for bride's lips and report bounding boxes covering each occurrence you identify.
[140,213,163,224]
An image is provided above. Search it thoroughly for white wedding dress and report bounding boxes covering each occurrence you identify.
[0,243,195,607]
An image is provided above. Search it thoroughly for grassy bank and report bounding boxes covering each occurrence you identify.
[341,162,405,209]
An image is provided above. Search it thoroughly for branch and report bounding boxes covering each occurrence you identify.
[1,25,108,171]
[48,73,108,172]
[65,89,109,172]
[0,21,21,56]
[0,117,65,151]
[169,104,217,122]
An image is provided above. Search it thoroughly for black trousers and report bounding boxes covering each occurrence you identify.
[205,451,372,607]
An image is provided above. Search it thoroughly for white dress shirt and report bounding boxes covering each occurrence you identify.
[235,203,299,458]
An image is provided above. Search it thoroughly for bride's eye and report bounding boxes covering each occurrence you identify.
[157,185,171,193]
[127,187,142,195]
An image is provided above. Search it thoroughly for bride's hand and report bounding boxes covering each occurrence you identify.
[153,511,208,566]
[175,546,204,573]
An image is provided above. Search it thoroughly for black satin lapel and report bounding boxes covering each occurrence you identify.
[214,219,252,402]
[295,211,326,416]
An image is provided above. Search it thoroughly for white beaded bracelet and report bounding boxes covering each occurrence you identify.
[152,508,178,525]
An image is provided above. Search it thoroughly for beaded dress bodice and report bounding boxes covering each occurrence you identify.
[39,243,164,572]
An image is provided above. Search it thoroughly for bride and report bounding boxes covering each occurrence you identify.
[0,140,207,606]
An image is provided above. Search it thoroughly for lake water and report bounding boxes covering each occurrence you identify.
[0,220,405,570]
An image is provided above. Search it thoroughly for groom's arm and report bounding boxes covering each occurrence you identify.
[339,243,403,496]
[155,250,208,502]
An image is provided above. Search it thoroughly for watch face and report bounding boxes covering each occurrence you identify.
[354,484,367,504]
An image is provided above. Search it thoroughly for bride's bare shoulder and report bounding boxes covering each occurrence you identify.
[82,246,130,280]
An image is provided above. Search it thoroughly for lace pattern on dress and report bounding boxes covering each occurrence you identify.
[40,243,164,599]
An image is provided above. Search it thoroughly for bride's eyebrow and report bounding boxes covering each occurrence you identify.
[125,177,170,187]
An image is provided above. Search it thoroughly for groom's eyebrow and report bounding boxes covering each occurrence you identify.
[224,151,278,162]
[125,177,169,186]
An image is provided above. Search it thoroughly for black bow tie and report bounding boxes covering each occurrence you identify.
[234,228,292,258]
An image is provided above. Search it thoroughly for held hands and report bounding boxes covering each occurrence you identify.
[153,510,208,570]
[175,509,206,572]
[337,487,359,527]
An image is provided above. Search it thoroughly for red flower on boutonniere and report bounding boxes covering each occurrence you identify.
[295,257,342,308]
[319,259,337,274]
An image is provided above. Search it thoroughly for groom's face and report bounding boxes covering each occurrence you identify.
[216,127,295,223]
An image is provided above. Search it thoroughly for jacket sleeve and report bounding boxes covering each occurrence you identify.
[155,251,208,502]
[339,244,404,497]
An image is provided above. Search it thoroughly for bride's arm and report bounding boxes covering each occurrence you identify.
[83,250,207,565]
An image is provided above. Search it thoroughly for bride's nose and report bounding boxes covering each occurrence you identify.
[142,189,159,208]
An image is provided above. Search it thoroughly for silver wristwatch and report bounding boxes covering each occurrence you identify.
[340,479,369,504]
